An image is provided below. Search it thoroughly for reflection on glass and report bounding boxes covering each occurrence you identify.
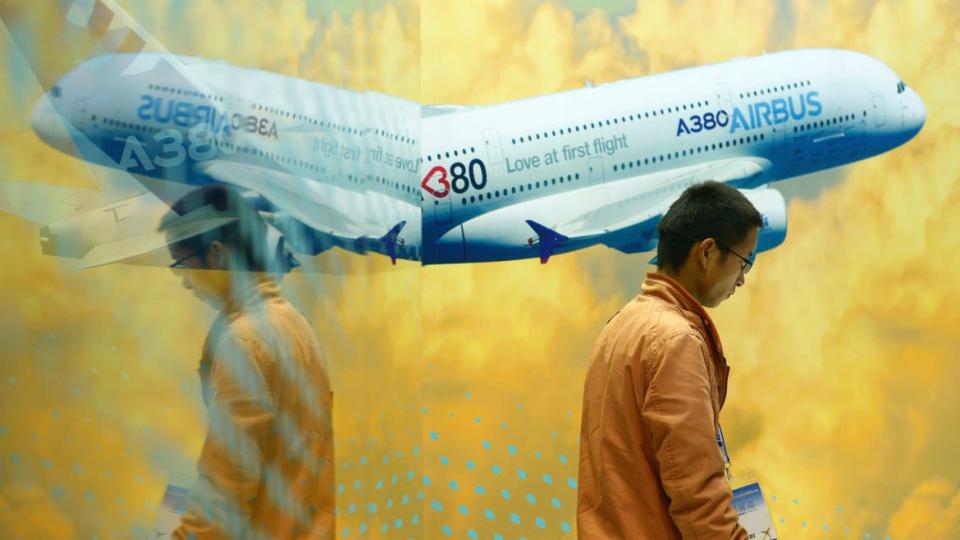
[160,185,334,538]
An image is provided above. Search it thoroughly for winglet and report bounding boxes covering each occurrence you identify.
[379,220,407,265]
[525,219,568,264]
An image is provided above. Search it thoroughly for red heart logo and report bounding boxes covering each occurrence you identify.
[421,166,450,198]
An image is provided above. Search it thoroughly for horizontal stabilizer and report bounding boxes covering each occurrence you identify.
[356,220,408,264]
[525,219,569,264]
[378,221,407,265]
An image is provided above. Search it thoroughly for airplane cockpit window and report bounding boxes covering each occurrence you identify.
[50,85,61,98]
[896,81,906,93]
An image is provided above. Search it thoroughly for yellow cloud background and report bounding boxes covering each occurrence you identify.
[0,0,424,538]
[1,0,958,538]
[419,0,959,538]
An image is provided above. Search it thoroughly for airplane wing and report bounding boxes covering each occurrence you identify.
[0,181,111,224]
[524,157,769,262]
[76,211,237,270]
[196,160,416,260]
[0,177,228,268]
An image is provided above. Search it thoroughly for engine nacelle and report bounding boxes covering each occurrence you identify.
[739,187,787,253]
[39,193,169,258]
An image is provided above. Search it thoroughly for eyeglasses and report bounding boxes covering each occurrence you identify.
[169,252,201,270]
[716,241,754,274]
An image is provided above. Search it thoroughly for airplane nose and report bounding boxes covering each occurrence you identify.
[912,89,926,131]
[30,93,76,155]
[904,88,926,136]
[30,94,55,139]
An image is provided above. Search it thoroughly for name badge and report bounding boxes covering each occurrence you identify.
[733,482,778,540]
[149,484,189,538]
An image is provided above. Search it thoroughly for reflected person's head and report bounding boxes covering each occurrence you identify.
[159,185,271,308]
[656,181,763,308]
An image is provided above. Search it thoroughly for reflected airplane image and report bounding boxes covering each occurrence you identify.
[26,54,422,268]
[0,1,925,270]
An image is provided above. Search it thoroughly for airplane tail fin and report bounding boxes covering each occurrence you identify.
[378,220,407,265]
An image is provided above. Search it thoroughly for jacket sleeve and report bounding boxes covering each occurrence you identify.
[640,332,748,540]
[174,334,275,540]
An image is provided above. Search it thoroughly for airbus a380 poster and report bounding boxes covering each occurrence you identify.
[0,1,955,538]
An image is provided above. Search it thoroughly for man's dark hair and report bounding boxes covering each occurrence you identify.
[160,185,271,272]
[656,181,763,273]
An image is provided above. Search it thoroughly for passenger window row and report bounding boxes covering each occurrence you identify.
[101,116,156,134]
[425,147,478,162]
[99,116,413,196]
[460,173,582,205]
[369,175,415,194]
[147,83,224,102]
[233,144,324,174]
[250,103,416,145]
[793,113,858,133]
[611,134,765,172]
[738,80,811,99]
[374,129,416,145]
[510,100,712,146]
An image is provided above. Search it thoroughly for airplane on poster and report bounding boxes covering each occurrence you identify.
[418,48,924,263]
[2,1,925,269]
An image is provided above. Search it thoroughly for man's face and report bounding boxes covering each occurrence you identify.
[701,227,759,308]
[168,242,229,308]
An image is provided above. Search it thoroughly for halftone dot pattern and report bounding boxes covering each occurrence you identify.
[407,387,892,540]
[416,388,582,538]
[331,412,425,539]
[0,328,906,538]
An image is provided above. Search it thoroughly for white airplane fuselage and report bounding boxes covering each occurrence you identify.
[30,48,924,266]
[420,48,923,263]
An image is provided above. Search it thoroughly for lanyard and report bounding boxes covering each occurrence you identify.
[716,425,733,480]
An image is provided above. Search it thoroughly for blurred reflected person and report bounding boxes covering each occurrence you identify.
[160,185,334,539]
[578,181,762,539]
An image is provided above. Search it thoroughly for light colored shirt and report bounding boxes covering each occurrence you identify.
[175,276,334,540]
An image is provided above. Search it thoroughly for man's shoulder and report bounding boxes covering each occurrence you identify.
[220,298,322,359]
[225,296,305,332]
[611,295,701,343]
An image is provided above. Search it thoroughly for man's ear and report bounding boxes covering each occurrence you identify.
[698,238,717,270]
[206,240,226,269]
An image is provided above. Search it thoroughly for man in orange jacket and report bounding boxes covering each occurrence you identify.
[161,185,334,539]
[578,181,762,539]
